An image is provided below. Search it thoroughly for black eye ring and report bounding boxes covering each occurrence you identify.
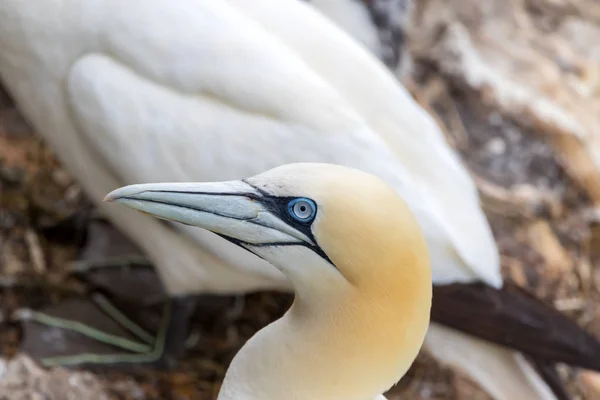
[287,198,317,224]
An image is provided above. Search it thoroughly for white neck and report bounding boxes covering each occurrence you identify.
[217,305,362,400]
[216,291,418,400]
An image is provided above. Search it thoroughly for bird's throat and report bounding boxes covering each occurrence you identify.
[218,291,427,400]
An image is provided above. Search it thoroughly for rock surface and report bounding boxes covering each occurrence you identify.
[0,354,111,400]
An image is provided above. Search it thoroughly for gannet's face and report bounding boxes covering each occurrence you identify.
[105,163,430,297]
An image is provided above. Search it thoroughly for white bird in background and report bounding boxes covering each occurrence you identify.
[105,163,433,400]
[0,1,598,399]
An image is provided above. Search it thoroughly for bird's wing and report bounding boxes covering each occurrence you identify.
[426,324,557,400]
[227,0,502,287]
[304,0,385,61]
[63,0,494,286]
[432,283,600,370]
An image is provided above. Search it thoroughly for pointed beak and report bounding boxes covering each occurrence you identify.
[104,180,313,246]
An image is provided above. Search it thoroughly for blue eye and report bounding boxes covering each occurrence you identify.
[288,198,316,223]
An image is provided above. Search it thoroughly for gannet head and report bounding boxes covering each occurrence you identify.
[105,163,430,296]
[105,163,432,397]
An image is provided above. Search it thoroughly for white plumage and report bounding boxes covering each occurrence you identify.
[0,0,555,398]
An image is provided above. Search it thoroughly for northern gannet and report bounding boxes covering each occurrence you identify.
[105,163,433,400]
[0,1,598,399]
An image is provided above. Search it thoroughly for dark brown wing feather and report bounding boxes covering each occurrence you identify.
[432,282,600,370]
[529,358,571,400]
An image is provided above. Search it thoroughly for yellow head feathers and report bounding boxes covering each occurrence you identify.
[249,163,431,287]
